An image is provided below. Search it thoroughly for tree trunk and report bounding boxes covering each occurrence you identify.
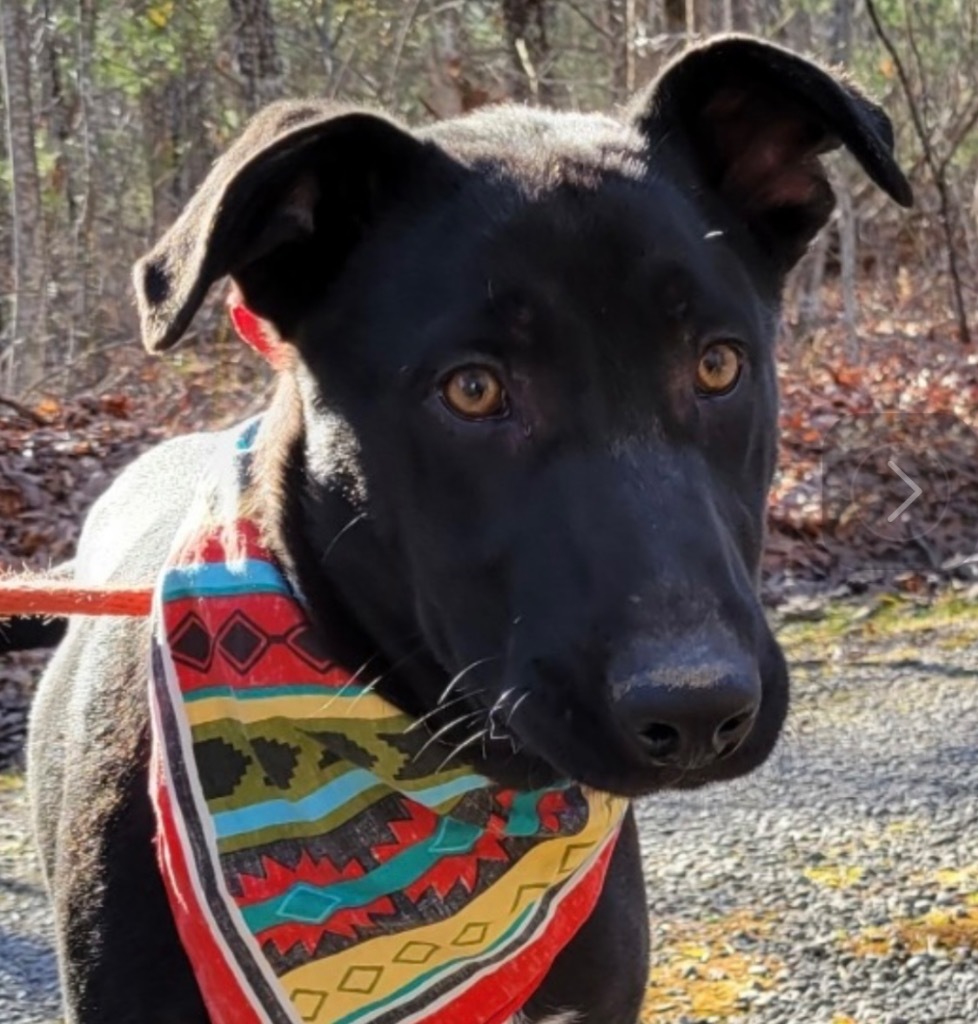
[829,0,854,64]
[663,0,685,33]
[39,0,76,227]
[608,0,636,102]
[722,0,754,32]
[229,0,283,113]
[501,0,557,105]
[73,0,97,339]
[826,0,855,366]
[836,179,859,361]
[679,0,712,36]
[0,0,48,391]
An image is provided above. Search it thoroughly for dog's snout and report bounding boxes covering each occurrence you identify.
[624,675,759,768]
[612,649,760,770]
[711,702,756,759]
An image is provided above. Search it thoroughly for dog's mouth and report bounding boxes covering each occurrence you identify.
[410,644,788,798]
[414,689,769,797]
[406,681,565,792]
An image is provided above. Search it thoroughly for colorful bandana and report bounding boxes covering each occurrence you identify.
[149,421,627,1024]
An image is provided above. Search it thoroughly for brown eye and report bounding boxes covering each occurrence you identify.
[441,365,508,420]
[696,342,743,396]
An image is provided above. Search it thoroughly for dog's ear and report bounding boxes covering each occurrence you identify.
[630,35,912,271]
[134,102,450,352]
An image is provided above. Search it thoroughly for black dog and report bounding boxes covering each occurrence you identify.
[26,35,910,1024]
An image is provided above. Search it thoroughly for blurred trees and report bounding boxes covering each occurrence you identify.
[1,0,976,393]
[1,0,47,387]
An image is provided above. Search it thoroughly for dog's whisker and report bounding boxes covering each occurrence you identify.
[438,656,499,705]
[505,688,530,727]
[411,710,483,763]
[405,689,484,734]
[486,685,528,751]
[436,727,489,774]
[345,643,426,712]
[318,652,383,712]
[488,714,511,742]
[350,674,382,703]
[347,652,382,686]
[489,687,515,718]
[321,511,367,563]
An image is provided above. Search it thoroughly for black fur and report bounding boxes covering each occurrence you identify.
[0,615,67,652]
[28,36,910,1024]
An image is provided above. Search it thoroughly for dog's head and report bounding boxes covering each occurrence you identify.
[134,37,910,798]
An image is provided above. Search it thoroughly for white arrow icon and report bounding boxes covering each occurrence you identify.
[887,459,922,522]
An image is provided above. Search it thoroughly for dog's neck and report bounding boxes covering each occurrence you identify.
[252,376,413,688]
[250,374,555,791]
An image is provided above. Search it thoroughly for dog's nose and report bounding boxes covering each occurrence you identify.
[611,649,760,769]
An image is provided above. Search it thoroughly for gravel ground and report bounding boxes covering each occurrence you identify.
[1,596,976,1024]
[0,778,59,1024]
[637,598,978,1024]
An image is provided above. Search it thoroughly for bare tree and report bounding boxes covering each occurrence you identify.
[682,0,714,36]
[829,0,853,64]
[39,0,77,228]
[73,0,98,335]
[229,0,284,113]
[825,2,857,357]
[662,0,685,33]
[867,0,974,345]
[0,0,48,390]
[608,0,636,101]
[0,0,971,396]
[140,3,214,239]
[501,0,557,104]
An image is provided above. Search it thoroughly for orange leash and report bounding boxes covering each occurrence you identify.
[0,578,152,618]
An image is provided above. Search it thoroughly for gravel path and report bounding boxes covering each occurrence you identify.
[0,778,59,1024]
[1,596,976,1024]
[637,598,978,1024]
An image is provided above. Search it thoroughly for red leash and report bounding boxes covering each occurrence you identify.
[0,577,152,618]
[0,292,276,621]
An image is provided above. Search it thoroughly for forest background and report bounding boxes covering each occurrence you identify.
[1,0,977,597]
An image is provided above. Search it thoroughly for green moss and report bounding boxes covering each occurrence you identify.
[0,772,25,792]
[776,592,978,661]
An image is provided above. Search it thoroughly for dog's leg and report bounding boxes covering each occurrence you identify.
[52,759,209,1024]
[522,807,648,1024]
[26,433,228,1023]
[30,620,209,1024]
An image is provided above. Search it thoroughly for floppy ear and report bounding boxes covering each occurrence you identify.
[630,35,912,271]
[133,101,451,352]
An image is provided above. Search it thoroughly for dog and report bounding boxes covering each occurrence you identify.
[25,35,910,1024]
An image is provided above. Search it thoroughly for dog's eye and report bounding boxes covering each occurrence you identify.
[696,343,743,396]
[441,366,508,420]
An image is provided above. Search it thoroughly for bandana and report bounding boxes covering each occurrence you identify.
[149,420,627,1024]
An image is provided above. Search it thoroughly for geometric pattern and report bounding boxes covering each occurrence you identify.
[250,738,300,789]
[392,941,439,965]
[170,611,213,671]
[149,418,629,1024]
[291,989,327,1021]
[453,922,489,946]
[193,737,252,800]
[338,967,382,994]
[510,882,549,914]
[217,611,268,672]
[560,842,597,876]
[171,608,340,678]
